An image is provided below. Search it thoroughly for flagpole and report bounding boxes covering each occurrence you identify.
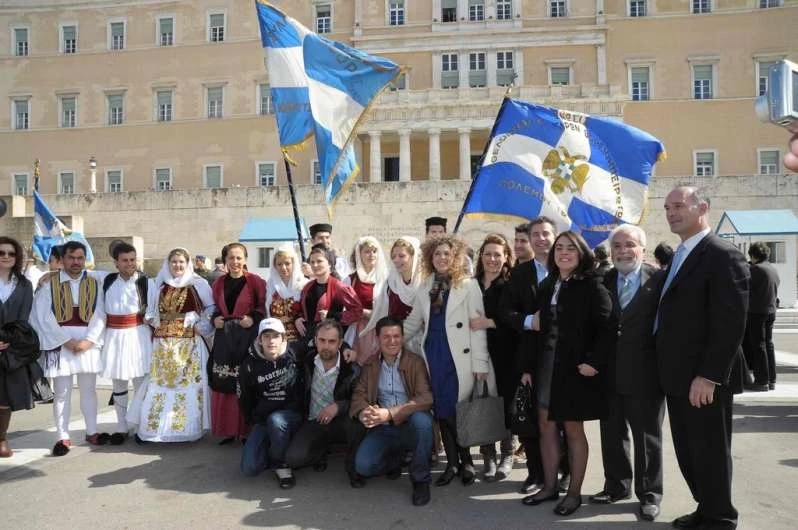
[453,82,516,234]
[282,156,307,262]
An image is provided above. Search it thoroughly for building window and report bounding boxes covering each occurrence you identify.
[13,28,28,57]
[158,16,174,46]
[61,96,76,128]
[764,241,786,263]
[13,99,30,130]
[497,51,515,86]
[550,66,571,86]
[629,0,647,17]
[694,151,716,176]
[109,21,125,50]
[470,154,482,178]
[384,157,399,182]
[496,0,513,20]
[631,66,650,101]
[207,86,223,118]
[757,60,778,96]
[204,165,222,188]
[108,94,124,125]
[106,170,122,192]
[469,52,487,88]
[469,0,485,22]
[442,0,457,22]
[760,0,782,7]
[259,83,273,115]
[209,13,225,42]
[13,174,28,195]
[389,72,407,91]
[692,0,711,13]
[258,162,276,186]
[441,53,459,89]
[258,247,273,268]
[693,64,714,99]
[316,4,332,34]
[155,168,172,190]
[549,0,567,17]
[389,1,405,26]
[61,25,77,54]
[157,90,173,122]
[758,149,780,175]
[59,172,75,194]
[312,160,323,184]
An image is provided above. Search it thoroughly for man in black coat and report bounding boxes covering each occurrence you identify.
[743,242,780,391]
[656,186,749,530]
[589,225,665,521]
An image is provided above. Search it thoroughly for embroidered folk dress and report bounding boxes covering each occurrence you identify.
[130,282,212,442]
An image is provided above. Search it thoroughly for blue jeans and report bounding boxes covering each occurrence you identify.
[240,410,302,477]
[354,411,433,483]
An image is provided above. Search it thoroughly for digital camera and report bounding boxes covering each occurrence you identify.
[755,59,798,133]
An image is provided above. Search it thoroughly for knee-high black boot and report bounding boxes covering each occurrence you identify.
[0,408,12,458]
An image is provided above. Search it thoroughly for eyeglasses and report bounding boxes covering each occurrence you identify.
[0,251,17,257]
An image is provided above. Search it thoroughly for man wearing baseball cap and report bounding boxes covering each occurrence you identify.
[238,318,304,488]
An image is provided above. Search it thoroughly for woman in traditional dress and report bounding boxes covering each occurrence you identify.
[403,234,497,487]
[384,236,421,321]
[265,244,307,344]
[129,248,214,443]
[344,237,388,365]
[0,237,36,457]
[209,243,266,444]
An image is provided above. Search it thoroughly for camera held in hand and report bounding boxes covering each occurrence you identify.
[755,59,798,133]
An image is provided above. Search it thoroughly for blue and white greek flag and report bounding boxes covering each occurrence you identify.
[463,99,666,247]
[32,191,94,265]
[255,1,401,209]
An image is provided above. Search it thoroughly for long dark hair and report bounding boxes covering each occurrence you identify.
[546,231,595,279]
[0,236,25,279]
[474,233,514,282]
[309,244,340,280]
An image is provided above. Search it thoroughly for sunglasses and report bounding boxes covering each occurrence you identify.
[0,251,16,257]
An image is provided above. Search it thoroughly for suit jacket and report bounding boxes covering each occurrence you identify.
[299,349,360,420]
[604,264,663,396]
[349,349,432,425]
[403,276,497,402]
[499,260,543,375]
[748,261,779,315]
[655,233,750,396]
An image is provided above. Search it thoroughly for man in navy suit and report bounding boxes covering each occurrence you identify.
[655,186,749,530]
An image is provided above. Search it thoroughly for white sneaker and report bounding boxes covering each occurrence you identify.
[274,467,295,489]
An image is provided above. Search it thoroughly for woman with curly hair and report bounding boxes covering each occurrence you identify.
[404,234,497,487]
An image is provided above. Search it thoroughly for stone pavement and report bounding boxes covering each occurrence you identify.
[2,334,797,529]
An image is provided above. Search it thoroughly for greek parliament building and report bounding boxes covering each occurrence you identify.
[0,0,795,194]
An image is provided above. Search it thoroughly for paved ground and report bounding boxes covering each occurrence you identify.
[2,333,797,529]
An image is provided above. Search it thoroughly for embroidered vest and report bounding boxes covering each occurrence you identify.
[51,272,98,324]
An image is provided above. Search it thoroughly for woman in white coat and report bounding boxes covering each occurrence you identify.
[403,234,497,487]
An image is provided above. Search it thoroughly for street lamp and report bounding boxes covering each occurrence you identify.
[89,155,97,193]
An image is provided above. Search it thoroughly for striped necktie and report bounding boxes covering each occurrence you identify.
[619,276,634,309]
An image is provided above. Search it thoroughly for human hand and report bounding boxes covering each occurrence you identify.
[318,309,328,319]
[784,133,798,172]
[362,309,372,319]
[0,341,9,351]
[295,318,306,336]
[343,348,357,363]
[301,262,312,277]
[214,316,225,329]
[317,403,339,424]
[469,311,493,331]
[473,372,488,381]
[531,311,541,331]
[240,315,253,329]
[577,363,598,377]
[689,376,716,408]
[520,372,532,386]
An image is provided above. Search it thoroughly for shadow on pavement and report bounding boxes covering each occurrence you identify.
[732,404,798,433]
[0,464,47,484]
[778,458,798,468]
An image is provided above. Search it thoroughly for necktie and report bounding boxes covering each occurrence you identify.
[654,244,686,332]
[619,276,634,309]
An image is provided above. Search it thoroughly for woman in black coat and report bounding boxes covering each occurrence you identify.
[522,231,613,516]
[0,236,36,458]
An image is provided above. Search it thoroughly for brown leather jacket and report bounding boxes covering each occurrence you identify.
[350,350,433,425]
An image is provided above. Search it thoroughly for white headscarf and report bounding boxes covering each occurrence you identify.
[353,236,389,336]
[265,244,308,314]
[153,247,213,306]
[385,235,421,307]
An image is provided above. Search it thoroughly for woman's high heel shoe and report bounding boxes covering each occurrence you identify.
[522,490,560,506]
[434,466,459,486]
[553,495,582,516]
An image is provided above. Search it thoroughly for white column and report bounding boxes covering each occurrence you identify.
[513,0,523,27]
[369,131,382,183]
[457,0,468,20]
[459,52,469,89]
[399,129,412,182]
[515,48,525,86]
[433,53,442,89]
[433,0,441,20]
[597,44,607,85]
[458,127,471,181]
[428,128,441,181]
[354,0,363,36]
[487,51,498,87]
[89,168,97,193]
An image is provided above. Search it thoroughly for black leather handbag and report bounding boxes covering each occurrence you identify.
[510,383,538,438]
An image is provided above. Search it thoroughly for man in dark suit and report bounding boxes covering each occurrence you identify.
[589,225,665,521]
[499,217,570,494]
[656,186,749,530]
[743,242,780,391]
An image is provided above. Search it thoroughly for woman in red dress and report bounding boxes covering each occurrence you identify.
[265,245,307,343]
[344,237,388,365]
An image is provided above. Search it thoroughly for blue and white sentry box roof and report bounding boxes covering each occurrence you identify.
[716,209,798,236]
[239,217,309,242]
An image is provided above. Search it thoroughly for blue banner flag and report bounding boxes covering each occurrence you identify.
[255,1,402,212]
[32,191,94,265]
[463,99,666,247]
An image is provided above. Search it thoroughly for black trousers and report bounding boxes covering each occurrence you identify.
[284,416,356,474]
[438,417,473,468]
[599,391,665,504]
[765,313,776,385]
[743,312,770,384]
[667,389,737,528]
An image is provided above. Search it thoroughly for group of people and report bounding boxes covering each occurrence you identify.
[0,181,779,527]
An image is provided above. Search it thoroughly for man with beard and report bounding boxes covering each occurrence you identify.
[589,225,665,521]
[285,319,360,478]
